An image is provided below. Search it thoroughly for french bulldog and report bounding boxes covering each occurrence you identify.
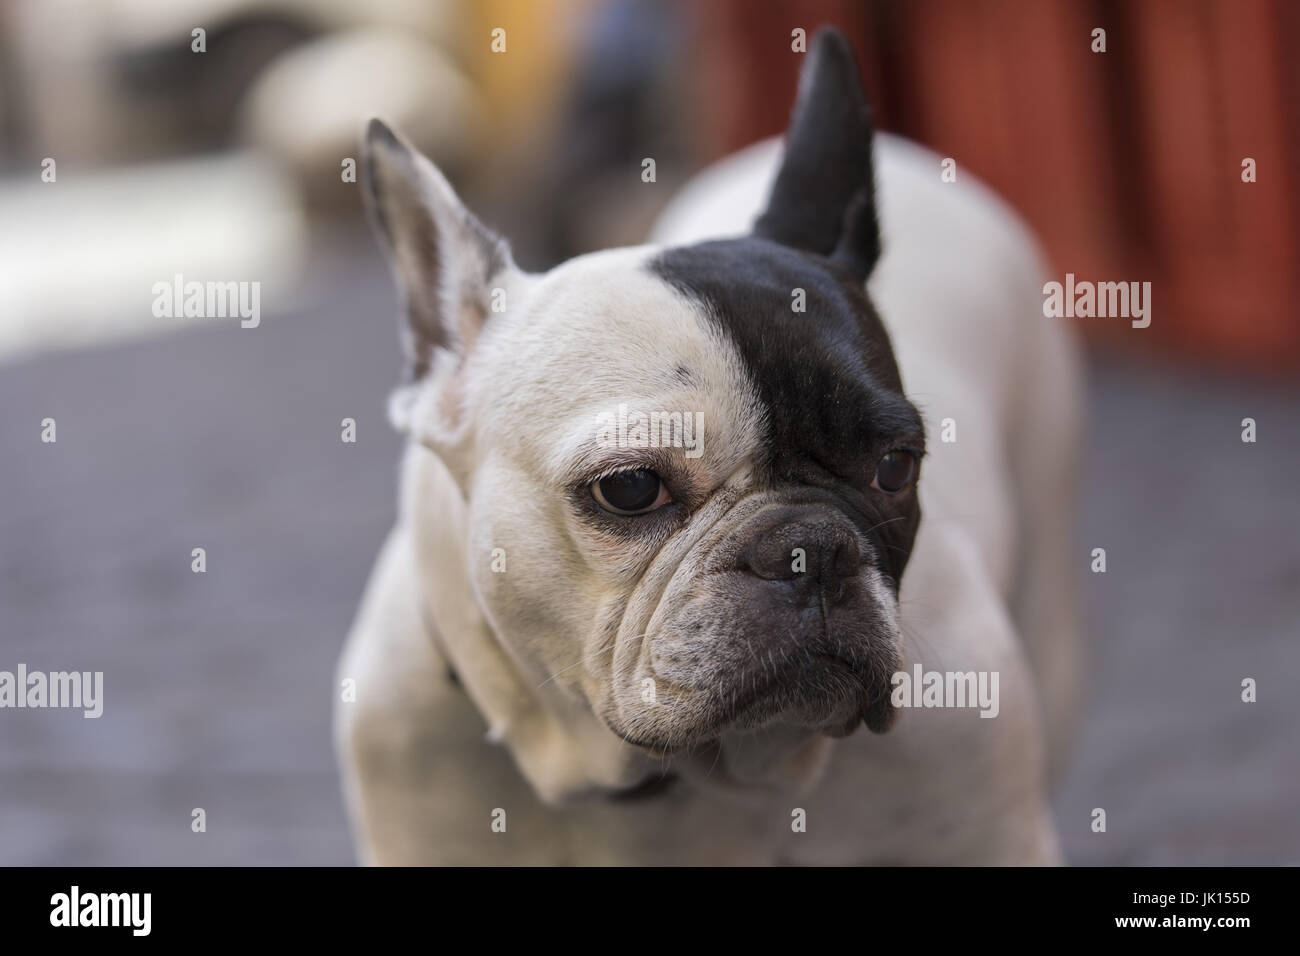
[335,27,1083,865]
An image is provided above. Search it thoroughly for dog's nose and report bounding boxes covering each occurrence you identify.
[740,516,861,602]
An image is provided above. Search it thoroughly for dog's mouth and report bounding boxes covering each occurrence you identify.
[606,645,899,756]
[708,650,899,738]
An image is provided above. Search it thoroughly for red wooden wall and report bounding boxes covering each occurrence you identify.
[687,0,1300,372]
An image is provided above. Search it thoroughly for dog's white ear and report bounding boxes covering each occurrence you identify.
[753,27,880,280]
[361,118,514,442]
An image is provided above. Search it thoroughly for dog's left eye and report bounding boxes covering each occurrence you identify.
[591,469,671,515]
[872,450,917,494]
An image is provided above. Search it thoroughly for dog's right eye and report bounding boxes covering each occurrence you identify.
[591,469,670,515]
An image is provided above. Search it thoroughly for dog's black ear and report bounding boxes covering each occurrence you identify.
[752,27,881,280]
[361,119,513,382]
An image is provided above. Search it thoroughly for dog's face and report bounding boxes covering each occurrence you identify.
[363,30,923,771]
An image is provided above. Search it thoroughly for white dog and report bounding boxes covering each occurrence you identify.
[335,27,1083,865]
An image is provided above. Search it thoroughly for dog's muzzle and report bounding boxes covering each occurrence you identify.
[615,500,902,751]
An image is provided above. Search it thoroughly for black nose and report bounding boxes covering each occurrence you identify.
[740,513,862,602]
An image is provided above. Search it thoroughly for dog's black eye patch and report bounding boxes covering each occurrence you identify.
[649,237,921,481]
[649,237,925,583]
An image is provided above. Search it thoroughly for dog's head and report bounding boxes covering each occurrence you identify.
[362,28,923,784]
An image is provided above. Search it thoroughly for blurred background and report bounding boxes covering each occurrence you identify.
[1,0,1296,864]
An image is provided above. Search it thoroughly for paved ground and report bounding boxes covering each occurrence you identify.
[1,238,1296,865]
